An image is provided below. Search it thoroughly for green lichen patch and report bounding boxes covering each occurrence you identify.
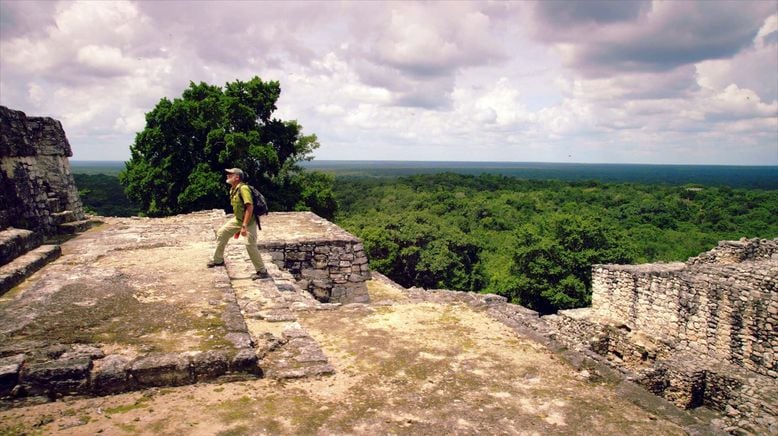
[213,393,333,434]
[105,396,152,415]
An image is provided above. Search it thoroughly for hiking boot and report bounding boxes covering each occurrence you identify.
[207,260,225,268]
[251,271,270,280]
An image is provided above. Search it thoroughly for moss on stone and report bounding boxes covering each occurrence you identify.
[105,396,151,415]
[11,278,234,355]
[216,425,251,436]
[216,396,254,423]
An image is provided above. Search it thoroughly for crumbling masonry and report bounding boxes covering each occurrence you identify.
[545,238,777,433]
[1,106,93,293]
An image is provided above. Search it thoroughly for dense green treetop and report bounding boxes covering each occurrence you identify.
[119,77,335,218]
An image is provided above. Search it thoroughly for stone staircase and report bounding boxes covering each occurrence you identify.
[0,228,60,295]
[51,209,97,235]
[222,242,336,379]
[0,211,98,295]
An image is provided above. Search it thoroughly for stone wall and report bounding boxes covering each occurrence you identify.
[591,238,777,378]
[258,212,370,304]
[686,237,778,266]
[0,106,85,235]
[546,238,778,432]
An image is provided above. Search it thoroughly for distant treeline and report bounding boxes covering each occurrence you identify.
[71,161,125,177]
[333,173,778,314]
[74,174,139,217]
[303,160,778,189]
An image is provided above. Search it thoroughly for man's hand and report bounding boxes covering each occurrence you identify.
[241,203,253,237]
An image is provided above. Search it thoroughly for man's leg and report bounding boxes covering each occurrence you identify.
[245,222,267,275]
[212,220,241,264]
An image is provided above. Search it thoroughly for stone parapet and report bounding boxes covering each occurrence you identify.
[258,212,370,304]
[592,252,777,378]
[0,106,85,235]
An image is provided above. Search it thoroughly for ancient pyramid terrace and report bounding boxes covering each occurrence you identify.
[0,211,724,434]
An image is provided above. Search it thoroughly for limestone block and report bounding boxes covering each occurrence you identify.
[0,228,43,266]
[90,355,132,395]
[61,344,105,361]
[225,332,254,349]
[0,353,24,397]
[130,353,192,387]
[191,351,228,380]
[311,278,329,289]
[21,357,93,396]
[301,268,328,280]
[286,251,307,261]
[221,305,247,333]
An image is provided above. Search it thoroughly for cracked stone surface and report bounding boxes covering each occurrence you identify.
[0,211,261,402]
[1,210,344,404]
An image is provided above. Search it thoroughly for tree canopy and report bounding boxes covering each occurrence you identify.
[334,173,778,314]
[119,77,335,218]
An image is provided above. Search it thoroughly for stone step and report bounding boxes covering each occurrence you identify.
[57,219,95,235]
[46,196,62,211]
[221,244,335,379]
[0,228,44,267]
[0,244,61,295]
[51,210,77,225]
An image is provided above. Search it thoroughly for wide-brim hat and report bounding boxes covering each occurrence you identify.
[225,168,244,178]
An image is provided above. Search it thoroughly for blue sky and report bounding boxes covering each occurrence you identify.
[1,0,776,165]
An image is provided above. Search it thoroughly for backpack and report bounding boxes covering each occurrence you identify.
[238,184,269,228]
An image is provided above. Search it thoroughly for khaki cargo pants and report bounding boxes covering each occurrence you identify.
[212,220,267,273]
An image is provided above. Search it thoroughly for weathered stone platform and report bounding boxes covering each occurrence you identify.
[0,210,352,405]
[0,211,742,434]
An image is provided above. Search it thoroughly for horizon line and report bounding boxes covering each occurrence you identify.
[70,159,778,168]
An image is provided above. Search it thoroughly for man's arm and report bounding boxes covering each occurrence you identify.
[240,204,253,236]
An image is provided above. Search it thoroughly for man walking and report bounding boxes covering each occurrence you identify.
[208,168,269,280]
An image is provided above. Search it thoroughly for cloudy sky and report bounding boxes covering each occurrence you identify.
[1,0,777,165]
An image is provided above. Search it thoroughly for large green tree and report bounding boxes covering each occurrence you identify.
[510,213,636,313]
[119,77,335,218]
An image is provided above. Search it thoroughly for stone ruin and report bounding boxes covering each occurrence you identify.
[543,238,777,433]
[258,212,370,304]
[0,106,774,433]
[0,106,94,294]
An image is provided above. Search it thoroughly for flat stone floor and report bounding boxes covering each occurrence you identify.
[0,211,344,356]
[0,210,340,401]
